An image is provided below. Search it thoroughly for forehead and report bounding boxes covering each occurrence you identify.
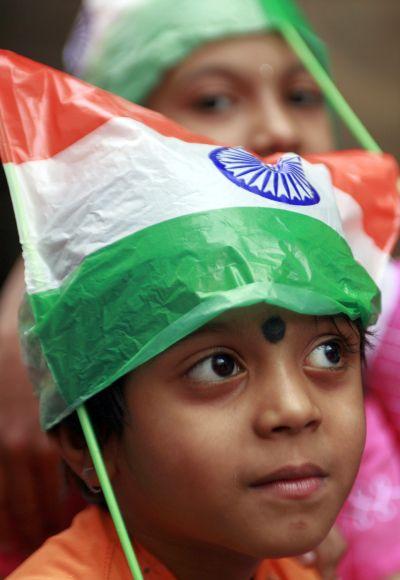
[168,33,303,82]
[187,304,353,340]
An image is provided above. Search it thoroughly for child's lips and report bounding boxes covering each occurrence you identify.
[248,463,328,499]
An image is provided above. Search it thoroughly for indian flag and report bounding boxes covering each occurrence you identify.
[0,51,397,429]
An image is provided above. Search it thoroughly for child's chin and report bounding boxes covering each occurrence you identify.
[246,528,329,560]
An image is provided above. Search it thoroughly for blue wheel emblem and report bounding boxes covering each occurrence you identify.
[209,147,320,206]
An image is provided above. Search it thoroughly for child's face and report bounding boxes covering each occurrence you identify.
[112,304,365,563]
[146,34,334,157]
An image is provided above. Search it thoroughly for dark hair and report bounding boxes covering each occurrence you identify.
[332,316,371,363]
[50,373,128,503]
[60,374,127,446]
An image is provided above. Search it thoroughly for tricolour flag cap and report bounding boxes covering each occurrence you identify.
[0,51,398,430]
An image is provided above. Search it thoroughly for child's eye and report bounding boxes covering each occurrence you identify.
[191,94,235,113]
[187,352,243,383]
[287,87,324,108]
[306,341,344,369]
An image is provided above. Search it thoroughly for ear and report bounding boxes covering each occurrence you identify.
[50,426,118,489]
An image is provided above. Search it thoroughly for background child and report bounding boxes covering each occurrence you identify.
[1,50,396,579]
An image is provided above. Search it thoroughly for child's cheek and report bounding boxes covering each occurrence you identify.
[324,384,366,494]
[121,401,240,502]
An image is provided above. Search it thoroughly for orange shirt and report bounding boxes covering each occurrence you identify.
[7,506,320,579]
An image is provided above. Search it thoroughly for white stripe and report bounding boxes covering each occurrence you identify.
[10,117,347,293]
[335,188,387,287]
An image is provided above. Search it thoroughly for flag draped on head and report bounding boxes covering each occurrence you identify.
[0,50,398,430]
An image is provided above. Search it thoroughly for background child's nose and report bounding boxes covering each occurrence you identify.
[248,98,301,157]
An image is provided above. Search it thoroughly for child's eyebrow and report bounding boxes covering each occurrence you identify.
[284,62,317,80]
[313,315,361,337]
[287,62,310,74]
[165,320,232,354]
[174,61,311,87]
[175,65,241,84]
[187,320,231,337]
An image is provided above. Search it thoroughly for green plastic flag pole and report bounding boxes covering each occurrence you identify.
[3,129,142,580]
[4,163,142,580]
[277,21,382,153]
[77,405,144,580]
[2,157,141,580]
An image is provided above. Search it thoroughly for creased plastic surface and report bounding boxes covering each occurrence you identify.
[0,51,398,430]
[26,207,378,429]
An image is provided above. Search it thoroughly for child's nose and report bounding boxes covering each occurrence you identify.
[253,372,322,438]
[248,96,301,157]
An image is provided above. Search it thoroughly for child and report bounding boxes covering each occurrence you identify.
[0,51,398,579]
[66,0,334,156]
[65,2,400,576]
[1,2,399,577]
[0,2,339,572]
[0,1,340,574]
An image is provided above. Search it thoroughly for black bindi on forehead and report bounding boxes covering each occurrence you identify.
[261,316,286,343]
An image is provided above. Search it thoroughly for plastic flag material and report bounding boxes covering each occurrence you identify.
[0,51,398,430]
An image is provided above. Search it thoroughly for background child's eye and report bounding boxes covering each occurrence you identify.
[287,88,324,107]
[306,341,343,369]
[192,94,234,113]
[187,352,243,383]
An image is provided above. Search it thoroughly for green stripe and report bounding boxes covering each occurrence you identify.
[28,207,379,429]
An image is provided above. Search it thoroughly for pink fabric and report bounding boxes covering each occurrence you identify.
[337,394,400,579]
[367,260,400,440]
[337,260,400,579]
[338,276,400,580]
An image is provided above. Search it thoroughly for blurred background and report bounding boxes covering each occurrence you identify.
[1,0,399,285]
